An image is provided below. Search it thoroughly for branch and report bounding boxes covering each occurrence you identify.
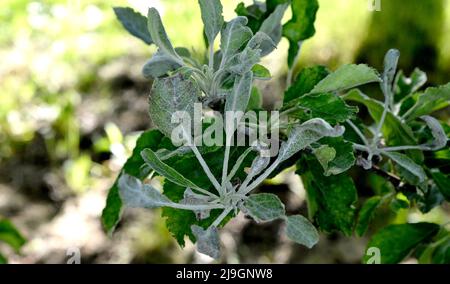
[371,165,416,192]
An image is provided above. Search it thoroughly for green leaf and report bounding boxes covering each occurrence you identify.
[299,157,357,236]
[252,64,271,80]
[163,185,222,247]
[356,196,382,236]
[0,252,6,264]
[417,185,445,214]
[278,118,345,162]
[246,87,263,111]
[364,223,440,264]
[220,17,253,65]
[149,74,199,138]
[141,148,204,191]
[147,8,182,64]
[311,64,381,94]
[344,89,418,148]
[382,151,426,185]
[394,68,427,102]
[419,229,450,264]
[102,130,164,233]
[284,65,329,103]
[313,145,336,173]
[234,1,266,33]
[282,0,319,67]
[404,82,450,121]
[191,225,221,259]
[118,174,173,209]
[113,7,153,45]
[244,193,286,223]
[431,237,450,264]
[418,227,450,264]
[431,170,450,201]
[286,93,358,124]
[259,3,289,56]
[267,0,290,12]
[284,215,319,248]
[142,49,181,79]
[0,219,26,252]
[315,137,356,176]
[198,0,224,46]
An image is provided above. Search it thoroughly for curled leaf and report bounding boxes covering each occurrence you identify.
[314,145,336,172]
[420,116,448,151]
[191,225,221,259]
[278,118,345,162]
[220,17,253,65]
[382,49,400,90]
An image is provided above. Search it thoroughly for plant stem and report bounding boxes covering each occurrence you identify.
[347,120,371,147]
[373,82,391,147]
[286,41,303,88]
[371,165,404,189]
[181,125,222,196]
[381,145,424,152]
[191,187,219,199]
[239,158,281,195]
[169,202,224,211]
[212,207,233,227]
[400,104,418,121]
[373,105,388,147]
[221,135,232,189]
[209,43,214,69]
[226,147,253,184]
[352,143,372,153]
[191,145,224,195]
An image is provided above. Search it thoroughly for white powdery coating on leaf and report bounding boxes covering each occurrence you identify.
[279,118,345,162]
[191,225,221,259]
[118,174,172,209]
[285,215,319,249]
[244,193,285,223]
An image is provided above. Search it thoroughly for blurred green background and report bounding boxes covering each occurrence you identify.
[0,0,449,264]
